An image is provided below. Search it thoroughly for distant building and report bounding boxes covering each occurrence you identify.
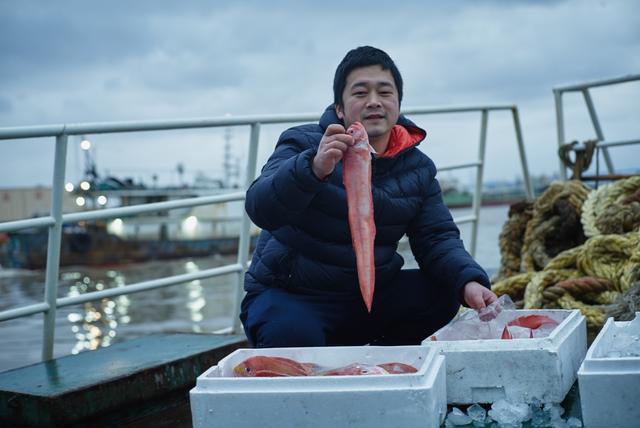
[0,187,82,222]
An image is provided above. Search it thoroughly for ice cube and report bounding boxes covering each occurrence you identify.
[532,323,557,338]
[508,325,533,339]
[544,402,564,419]
[542,402,565,427]
[488,399,531,426]
[566,416,582,427]
[467,403,487,422]
[530,411,549,427]
[446,407,473,426]
[478,294,514,321]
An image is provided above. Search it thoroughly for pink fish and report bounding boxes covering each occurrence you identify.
[507,314,558,330]
[502,314,558,340]
[319,363,388,376]
[233,356,314,377]
[377,362,419,374]
[344,122,376,312]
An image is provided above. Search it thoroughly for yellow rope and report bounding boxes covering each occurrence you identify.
[492,177,640,334]
[491,272,535,302]
[495,202,533,282]
[576,232,640,291]
[543,246,580,271]
[556,294,607,329]
[581,176,640,237]
[520,181,591,272]
[523,269,581,309]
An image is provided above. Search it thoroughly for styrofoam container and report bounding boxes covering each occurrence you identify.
[190,345,446,428]
[578,313,640,428]
[422,309,586,404]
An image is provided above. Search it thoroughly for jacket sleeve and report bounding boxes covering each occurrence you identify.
[245,129,327,231]
[406,161,490,304]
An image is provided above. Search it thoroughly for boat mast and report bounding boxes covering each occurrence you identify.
[223,127,240,188]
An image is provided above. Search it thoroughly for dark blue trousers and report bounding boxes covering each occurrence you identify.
[240,269,460,347]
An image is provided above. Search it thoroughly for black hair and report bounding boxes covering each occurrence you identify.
[333,46,403,107]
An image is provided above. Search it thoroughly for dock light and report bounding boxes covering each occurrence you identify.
[75,196,86,207]
[108,218,124,236]
[65,182,75,192]
[97,195,108,206]
[80,138,92,151]
[183,215,198,235]
[80,181,91,191]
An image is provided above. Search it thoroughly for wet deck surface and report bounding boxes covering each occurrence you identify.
[0,332,583,427]
[0,333,247,427]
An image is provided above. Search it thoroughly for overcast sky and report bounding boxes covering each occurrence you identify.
[1,0,638,190]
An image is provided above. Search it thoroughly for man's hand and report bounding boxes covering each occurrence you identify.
[463,281,498,310]
[312,124,354,179]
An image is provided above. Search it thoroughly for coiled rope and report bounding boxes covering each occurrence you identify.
[520,180,591,272]
[581,175,640,237]
[492,176,640,332]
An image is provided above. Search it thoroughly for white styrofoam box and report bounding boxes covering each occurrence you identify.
[190,345,446,428]
[421,309,586,404]
[578,313,640,428]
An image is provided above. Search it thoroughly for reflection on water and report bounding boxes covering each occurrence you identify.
[0,206,508,373]
[0,255,239,372]
[66,274,132,354]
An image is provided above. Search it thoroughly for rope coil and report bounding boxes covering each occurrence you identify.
[492,176,640,334]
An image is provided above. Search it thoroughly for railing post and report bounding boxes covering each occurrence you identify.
[42,134,68,361]
[554,90,567,180]
[582,88,614,174]
[231,122,260,334]
[470,110,488,258]
[511,107,534,200]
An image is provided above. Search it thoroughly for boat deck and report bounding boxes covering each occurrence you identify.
[0,333,584,427]
[0,333,247,427]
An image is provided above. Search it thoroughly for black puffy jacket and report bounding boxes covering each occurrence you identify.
[244,106,490,302]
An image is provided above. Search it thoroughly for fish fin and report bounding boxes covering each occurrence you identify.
[501,326,512,340]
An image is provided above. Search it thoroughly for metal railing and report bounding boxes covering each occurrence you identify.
[0,104,533,363]
[553,74,640,180]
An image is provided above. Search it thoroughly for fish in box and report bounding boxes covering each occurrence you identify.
[422,308,586,404]
[189,345,446,428]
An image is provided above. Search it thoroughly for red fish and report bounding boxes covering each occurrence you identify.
[319,363,388,376]
[502,315,558,340]
[344,122,376,312]
[377,362,418,374]
[233,356,314,377]
[507,315,558,330]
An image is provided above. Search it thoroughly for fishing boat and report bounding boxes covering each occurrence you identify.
[0,73,638,427]
[0,137,259,270]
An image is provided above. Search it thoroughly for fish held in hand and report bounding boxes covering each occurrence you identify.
[344,122,376,312]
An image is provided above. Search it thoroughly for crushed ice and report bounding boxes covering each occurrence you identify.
[443,399,582,427]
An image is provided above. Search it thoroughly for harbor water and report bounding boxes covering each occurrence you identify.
[0,205,508,373]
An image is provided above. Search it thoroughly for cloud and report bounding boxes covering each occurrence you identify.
[0,0,638,188]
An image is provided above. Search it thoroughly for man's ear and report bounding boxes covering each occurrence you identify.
[335,103,344,119]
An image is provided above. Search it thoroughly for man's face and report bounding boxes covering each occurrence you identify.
[336,65,400,142]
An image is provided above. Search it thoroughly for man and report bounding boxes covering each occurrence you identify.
[240,46,497,348]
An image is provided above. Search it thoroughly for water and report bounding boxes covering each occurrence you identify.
[0,205,508,373]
